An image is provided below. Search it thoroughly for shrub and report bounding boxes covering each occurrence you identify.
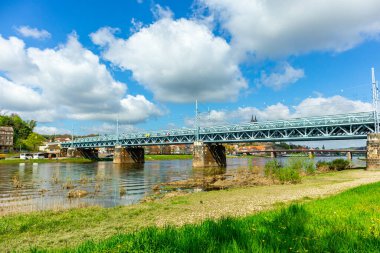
[276,167,302,184]
[316,159,351,172]
[264,159,301,184]
[287,158,316,175]
[264,159,281,177]
[329,159,350,171]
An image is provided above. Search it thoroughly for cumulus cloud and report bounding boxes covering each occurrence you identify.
[34,126,71,135]
[91,18,247,103]
[259,63,304,90]
[0,77,46,111]
[0,34,163,124]
[186,95,372,127]
[16,26,51,40]
[199,0,380,58]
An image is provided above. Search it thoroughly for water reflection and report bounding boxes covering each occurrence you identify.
[0,157,365,214]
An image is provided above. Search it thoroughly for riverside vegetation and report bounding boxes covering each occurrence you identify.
[2,158,378,252]
[64,182,380,252]
[1,178,378,252]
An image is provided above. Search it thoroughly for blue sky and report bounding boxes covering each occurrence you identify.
[1,0,380,147]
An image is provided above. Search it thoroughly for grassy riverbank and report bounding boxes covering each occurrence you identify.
[1,169,380,251]
[0,158,93,164]
[145,154,192,160]
[68,182,380,252]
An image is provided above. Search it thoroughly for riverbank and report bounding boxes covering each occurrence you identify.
[0,158,94,164]
[145,154,192,160]
[0,155,193,164]
[1,169,379,251]
[62,181,380,252]
[0,158,94,165]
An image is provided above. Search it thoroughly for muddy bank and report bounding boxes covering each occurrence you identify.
[143,169,276,202]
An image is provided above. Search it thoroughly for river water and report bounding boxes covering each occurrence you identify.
[0,157,365,214]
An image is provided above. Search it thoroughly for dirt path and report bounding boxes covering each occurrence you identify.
[152,169,380,226]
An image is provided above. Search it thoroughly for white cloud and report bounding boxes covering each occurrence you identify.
[0,36,37,83]
[0,77,45,111]
[71,94,164,122]
[293,95,372,117]
[34,126,70,135]
[199,0,380,58]
[187,95,372,126]
[84,123,141,135]
[152,4,174,20]
[16,26,51,40]
[91,18,247,103]
[259,63,304,90]
[0,34,163,124]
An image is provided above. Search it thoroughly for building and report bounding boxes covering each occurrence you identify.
[0,126,14,152]
[38,142,62,158]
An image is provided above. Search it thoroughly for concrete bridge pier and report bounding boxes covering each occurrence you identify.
[67,147,77,158]
[270,151,277,158]
[113,146,145,164]
[78,148,99,160]
[192,141,226,168]
[346,151,352,161]
[367,133,380,170]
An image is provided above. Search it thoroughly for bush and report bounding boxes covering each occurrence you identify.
[264,159,301,184]
[276,167,302,184]
[316,159,351,172]
[264,159,281,177]
[329,159,350,171]
[287,158,316,175]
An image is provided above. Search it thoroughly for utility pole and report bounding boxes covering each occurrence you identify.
[195,100,199,141]
[372,67,379,133]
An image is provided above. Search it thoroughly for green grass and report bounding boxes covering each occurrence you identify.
[0,158,93,164]
[27,181,380,252]
[145,154,193,160]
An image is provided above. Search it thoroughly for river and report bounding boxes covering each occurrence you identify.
[0,157,365,214]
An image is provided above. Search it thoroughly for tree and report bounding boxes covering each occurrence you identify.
[22,133,45,151]
[0,113,34,149]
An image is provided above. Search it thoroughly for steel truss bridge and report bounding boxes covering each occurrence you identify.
[61,112,377,148]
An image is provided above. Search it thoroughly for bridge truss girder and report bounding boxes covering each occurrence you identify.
[61,112,376,149]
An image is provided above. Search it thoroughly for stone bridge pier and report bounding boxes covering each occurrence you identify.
[113,146,145,164]
[367,133,380,170]
[346,151,352,161]
[66,148,98,160]
[192,141,226,168]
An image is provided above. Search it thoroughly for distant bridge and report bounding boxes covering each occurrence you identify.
[62,112,375,148]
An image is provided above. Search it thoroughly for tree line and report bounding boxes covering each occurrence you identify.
[0,114,45,151]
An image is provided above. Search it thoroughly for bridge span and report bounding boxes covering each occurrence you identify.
[61,111,380,170]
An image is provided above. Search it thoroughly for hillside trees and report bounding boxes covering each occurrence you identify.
[0,113,45,151]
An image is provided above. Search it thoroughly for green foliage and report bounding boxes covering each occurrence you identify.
[264,159,281,177]
[329,158,351,171]
[275,167,302,184]
[265,158,315,184]
[22,133,45,151]
[0,113,36,149]
[316,159,351,171]
[39,182,380,252]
